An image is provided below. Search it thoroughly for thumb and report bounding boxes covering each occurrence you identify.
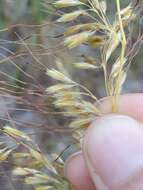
[83,114,143,190]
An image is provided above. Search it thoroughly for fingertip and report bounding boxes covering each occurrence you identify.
[65,151,96,190]
[83,114,143,190]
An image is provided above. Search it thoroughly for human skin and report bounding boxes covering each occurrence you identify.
[64,93,143,190]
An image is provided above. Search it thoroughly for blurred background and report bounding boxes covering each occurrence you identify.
[0,0,143,189]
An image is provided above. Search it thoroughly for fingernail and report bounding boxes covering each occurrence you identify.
[83,114,143,190]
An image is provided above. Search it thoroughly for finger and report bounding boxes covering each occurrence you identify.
[98,93,143,122]
[65,93,143,190]
[65,151,95,190]
[83,114,143,190]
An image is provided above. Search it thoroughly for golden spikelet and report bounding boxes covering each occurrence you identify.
[64,31,94,48]
[72,62,99,69]
[57,10,88,22]
[87,35,105,48]
[46,84,75,94]
[54,0,83,8]
[47,69,73,83]
[64,23,96,36]
[3,125,31,141]
[0,147,13,161]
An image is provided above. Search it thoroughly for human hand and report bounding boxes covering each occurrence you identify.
[65,94,143,190]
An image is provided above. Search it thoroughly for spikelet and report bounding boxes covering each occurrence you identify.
[73,62,99,69]
[3,125,31,141]
[47,69,74,83]
[87,35,105,48]
[0,147,13,161]
[35,186,51,190]
[64,23,96,36]
[80,101,100,114]
[46,84,75,94]
[25,174,58,185]
[54,0,83,8]
[110,57,127,79]
[13,167,41,176]
[57,10,87,22]
[105,31,121,62]
[120,4,133,19]
[29,148,56,173]
[99,0,107,14]
[69,117,93,128]
[112,70,127,95]
[13,168,60,187]
[64,31,94,48]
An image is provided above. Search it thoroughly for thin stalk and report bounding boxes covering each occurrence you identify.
[112,0,127,112]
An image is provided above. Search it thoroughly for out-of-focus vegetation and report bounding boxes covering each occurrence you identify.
[0,0,143,190]
[0,1,76,190]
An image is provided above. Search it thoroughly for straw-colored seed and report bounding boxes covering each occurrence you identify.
[106,32,120,61]
[25,173,59,185]
[13,153,30,159]
[0,148,12,161]
[69,117,93,128]
[64,23,96,36]
[35,186,51,190]
[87,35,105,48]
[110,57,127,78]
[29,148,56,173]
[64,31,94,48]
[57,10,87,22]
[120,5,132,19]
[47,69,73,83]
[55,100,76,108]
[13,167,40,176]
[54,0,83,8]
[98,0,107,14]
[81,101,99,113]
[3,126,31,141]
[73,62,99,69]
[46,84,75,93]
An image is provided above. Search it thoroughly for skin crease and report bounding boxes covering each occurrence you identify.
[64,93,143,190]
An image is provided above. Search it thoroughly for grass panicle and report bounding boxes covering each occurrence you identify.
[47,0,141,131]
[0,1,143,190]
